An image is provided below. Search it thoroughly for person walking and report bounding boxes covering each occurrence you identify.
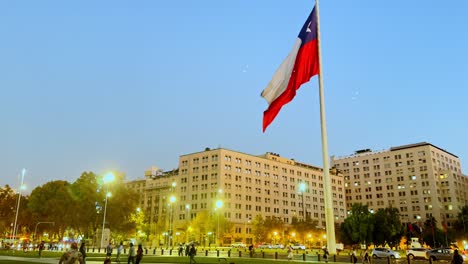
[116,242,123,263]
[127,243,136,264]
[352,248,358,264]
[323,247,329,263]
[178,244,184,256]
[59,242,84,264]
[106,242,113,260]
[80,242,87,264]
[189,244,197,264]
[38,241,45,258]
[287,245,294,261]
[452,249,464,264]
[362,249,370,264]
[135,244,143,264]
[185,244,190,257]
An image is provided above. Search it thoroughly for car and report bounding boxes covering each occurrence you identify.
[258,243,272,249]
[406,248,428,259]
[271,244,284,249]
[291,244,306,250]
[425,248,467,261]
[371,248,401,259]
[230,241,246,248]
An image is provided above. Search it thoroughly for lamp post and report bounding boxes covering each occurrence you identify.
[101,172,115,248]
[244,218,251,244]
[34,222,55,242]
[215,200,223,247]
[185,204,190,243]
[298,182,307,221]
[13,168,26,249]
[169,195,176,248]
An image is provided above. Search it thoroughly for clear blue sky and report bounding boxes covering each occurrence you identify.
[1,0,467,190]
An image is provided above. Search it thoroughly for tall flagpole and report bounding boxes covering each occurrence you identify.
[315,0,337,255]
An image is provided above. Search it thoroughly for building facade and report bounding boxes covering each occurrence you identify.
[331,142,468,228]
[127,147,347,246]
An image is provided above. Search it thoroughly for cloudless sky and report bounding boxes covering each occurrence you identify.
[1,0,467,191]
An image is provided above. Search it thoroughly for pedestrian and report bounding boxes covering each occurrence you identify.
[323,247,329,263]
[104,259,112,264]
[38,241,45,258]
[287,245,294,261]
[249,244,254,257]
[352,248,358,264]
[185,244,190,256]
[59,242,84,264]
[135,244,143,264]
[189,244,197,264]
[178,244,184,256]
[452,249,464,264]
[116,242,123,263]
[127,243,136,264]
[362,249,370,264]
[106,242,113,260]
[80,242,87,264]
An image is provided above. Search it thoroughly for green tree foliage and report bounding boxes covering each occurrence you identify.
[373,207,403,247]
[70,172,101,237]
[252,215,267,243]
[341,203,374,247]
[0,185,18,237]
[28,180,75,240]
[290,216,319,244]
[454,205,468,240]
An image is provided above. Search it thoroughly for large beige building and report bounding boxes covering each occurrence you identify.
[127,147,347,246]
[331,142,468,228]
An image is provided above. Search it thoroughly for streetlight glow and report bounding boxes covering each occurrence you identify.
[101,172,115,248]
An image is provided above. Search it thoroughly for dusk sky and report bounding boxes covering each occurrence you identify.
[1,1,467,191]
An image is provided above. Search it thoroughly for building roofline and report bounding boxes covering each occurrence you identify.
[390,142,458,158]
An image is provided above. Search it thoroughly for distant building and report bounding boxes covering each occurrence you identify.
[127,148,346,246]
[331,142,468,228]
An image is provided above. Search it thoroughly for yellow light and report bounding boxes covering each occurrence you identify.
[172,182,177,187]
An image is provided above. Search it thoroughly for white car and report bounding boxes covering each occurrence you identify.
[371,248,401,259]
[291,244,306,250]
[230,241,246,248]
[406,248,428,259]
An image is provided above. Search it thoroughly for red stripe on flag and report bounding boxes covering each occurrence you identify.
[263,39,319,131]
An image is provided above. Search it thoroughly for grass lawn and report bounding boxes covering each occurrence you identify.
[0,261,38,264]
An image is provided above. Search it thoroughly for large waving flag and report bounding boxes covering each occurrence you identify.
[261,6,319,132]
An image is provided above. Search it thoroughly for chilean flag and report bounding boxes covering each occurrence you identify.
[261,6,319,132]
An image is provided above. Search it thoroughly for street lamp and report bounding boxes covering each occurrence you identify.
[169,195,176,248]
[273,231,278,244]
[185,204,190,243]
[13,168,26,249]
[34,222,55,242]
[101,172,115,248]
[215,200,223,247]
[298,182,307,221]
[244,217,251,244]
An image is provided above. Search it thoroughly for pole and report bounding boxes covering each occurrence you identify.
[169,203,173,248]
[217,213,220,247]
[101,187,109,249]
[301,193,306,221]
[13,169,26,249]
[34,222,55,241]
[315,0,336,254]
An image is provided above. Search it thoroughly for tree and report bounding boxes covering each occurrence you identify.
[454,205,468,240]
[28,180,75,241]
[252,215,267,244]
[0,185,18,237]
[373,207,403,247]
[341,203,374,247]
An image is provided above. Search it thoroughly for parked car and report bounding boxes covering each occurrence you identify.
[271,244,284,249]
[230,241,246,248]
[406,248,428,259]
[258,243,272,249]
[371,248,401,258]
[425,248,467,261]
[291,244,306,250]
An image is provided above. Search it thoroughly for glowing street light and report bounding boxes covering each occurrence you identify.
[215,200,223,247]
[169,195,176,248]
[298,182,307,220]
[101,172,115,248]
